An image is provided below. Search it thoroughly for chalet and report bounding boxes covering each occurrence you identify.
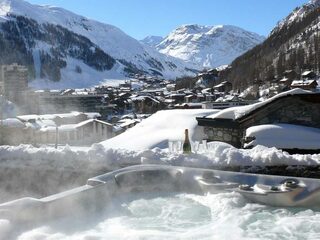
[283,70,299,81]
[184,94,197,103]
[37,119,114,145]
[197,89,320,148]
[194,69,219,88]
[174,103,202,109]
[291,80,318,91]
[213,81,232,93]
[131,95,163,114]
[167,92,186,104]
[1,112,114,146]
[279,77,292,89]
[301,70,317,80]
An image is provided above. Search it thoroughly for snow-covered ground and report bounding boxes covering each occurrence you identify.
[1,108,320,238]
[0,108,319,203]
[101,109,219,151]
[0,108,319,175]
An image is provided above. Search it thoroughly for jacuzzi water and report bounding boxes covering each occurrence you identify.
[4,192,320,240]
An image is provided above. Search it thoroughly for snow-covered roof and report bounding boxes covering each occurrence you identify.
[17,112,100,122]
[206,88,313,120]
[117,119,140,128]
[17,115,39,122]
[244,124,320,150]
[131,96,160,104]
[175,103,202,107]
[291,80,317,86]
[40,119,112,132]
[279,77,289,82]
[1,118,25,128]
[301,70,314,76]
[213,81,231,89]
[76,119,112,128]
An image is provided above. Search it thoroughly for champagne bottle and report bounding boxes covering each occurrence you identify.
[183,129,192,154]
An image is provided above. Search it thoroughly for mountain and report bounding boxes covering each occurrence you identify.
[156,24,265,69]
[0,0,199,89]
[140,35,163,48]
[220,0,320,90]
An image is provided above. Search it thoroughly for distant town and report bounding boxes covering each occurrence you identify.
[0,62,318,147]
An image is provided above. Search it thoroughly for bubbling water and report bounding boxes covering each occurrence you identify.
[3,192,320,240]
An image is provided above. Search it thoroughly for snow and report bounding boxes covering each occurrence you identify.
[0,118,25,128]
[0,141,319,180]
[101,109,219,151]
[0,95,18,118]
[272,0,320,35]
[17,112,100,122]
[291,80,317,87]
[29,58,126,90]
[140,35,164,47]
[117,119,140,129]
[0,0,198,87]
[244,124,320,150]
[206,88,312,120]
[0,109,320,216]
[157,24,265,68]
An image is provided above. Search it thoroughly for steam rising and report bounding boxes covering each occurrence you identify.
[2,192,320,239]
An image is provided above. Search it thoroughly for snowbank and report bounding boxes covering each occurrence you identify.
[0,109,320,203]
[244,124,320,149]
[0,143,319,174]
[101,109,219,151]
[0,142,320,203]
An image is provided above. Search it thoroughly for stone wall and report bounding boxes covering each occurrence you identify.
[204,126,242,147]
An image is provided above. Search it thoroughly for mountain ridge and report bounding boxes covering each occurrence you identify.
[220,0,320,90]
[156,24,265,68]
[0,0,199,89]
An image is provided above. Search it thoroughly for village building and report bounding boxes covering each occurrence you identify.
[166,92,186,104]
[213,81,233,93]
[131,95,163,114]
[279,77,292,89]
[0,63,28,104]
[301,70,317,80]
[184,94,199,103]
[25,91,107,116]
[173,102,202,109]
[291,80,318,91]
[37,118,114,145]
[1,112,114,146]
[197,89,320,148]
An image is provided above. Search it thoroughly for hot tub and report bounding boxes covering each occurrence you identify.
[2,165,320,238]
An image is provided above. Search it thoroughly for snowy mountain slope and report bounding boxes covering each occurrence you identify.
[218,0,320,90]
[157,24,265,68]
[140,35,164,48]
[272,0,320,35]
[0,0,199,88]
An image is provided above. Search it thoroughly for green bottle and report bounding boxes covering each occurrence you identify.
[183,129,192,154]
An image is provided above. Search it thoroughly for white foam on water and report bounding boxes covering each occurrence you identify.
[3,192,320,239]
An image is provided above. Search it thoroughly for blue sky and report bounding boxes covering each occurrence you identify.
[28,0,308,40]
